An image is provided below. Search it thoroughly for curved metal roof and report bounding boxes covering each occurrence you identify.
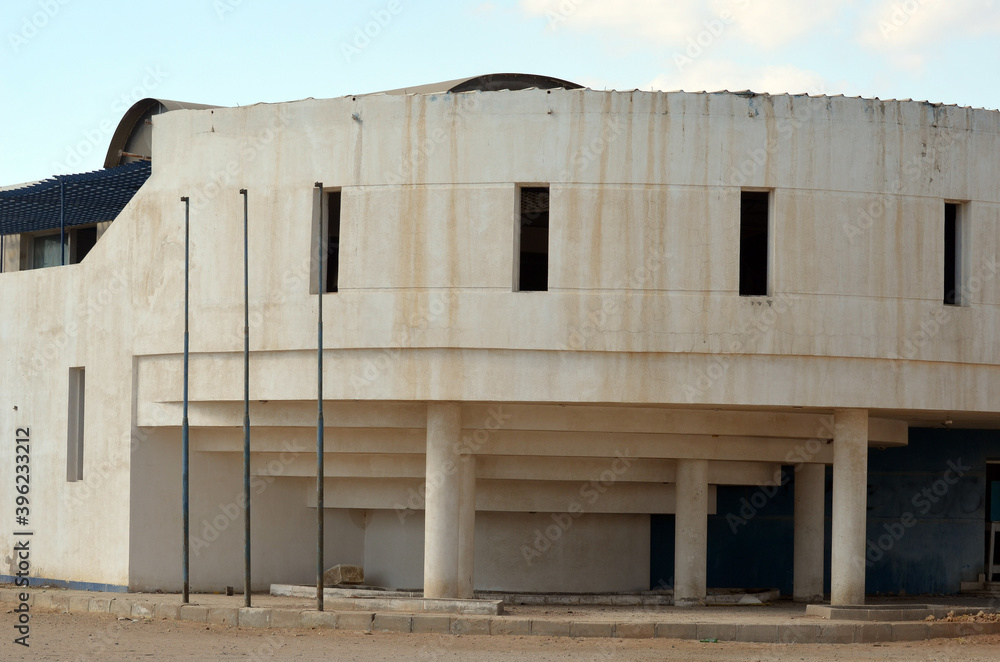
[0,161,151,235]
[104,98,220,168]
[368,73,583,96]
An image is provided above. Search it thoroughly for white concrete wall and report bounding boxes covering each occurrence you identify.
[2,87,999,592]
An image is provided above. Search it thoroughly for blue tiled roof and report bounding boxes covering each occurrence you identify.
[0,161,151,235]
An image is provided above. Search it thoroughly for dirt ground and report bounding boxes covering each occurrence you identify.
[1,610,998,661]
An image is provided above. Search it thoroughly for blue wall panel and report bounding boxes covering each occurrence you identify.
[650,428,999,596]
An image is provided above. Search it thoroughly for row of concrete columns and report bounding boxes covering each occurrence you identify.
[422,404,870,606]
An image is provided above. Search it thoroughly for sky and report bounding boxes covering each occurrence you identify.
[1,0,999,186]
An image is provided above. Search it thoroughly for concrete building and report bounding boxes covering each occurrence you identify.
[1,74,998,605]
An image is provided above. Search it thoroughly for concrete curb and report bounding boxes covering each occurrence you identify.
[4,589,1000,644]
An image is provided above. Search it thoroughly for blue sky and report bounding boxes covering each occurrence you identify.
[2,0,998,185]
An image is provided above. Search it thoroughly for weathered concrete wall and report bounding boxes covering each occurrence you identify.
[2,87,999,592]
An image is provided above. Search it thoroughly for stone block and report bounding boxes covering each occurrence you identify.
[131,602,155,619]
[816,624,857,644]
[451,617,490,635]
[88,598,112,613]
[336,611,373,632]
[655,622,698,640]
[68,596,91,613]
[490,618,531,635]
[695,623,737,642]
[207,607,239,626]
[110,599,133,618]
[374,613,412,633]
[570,621,614,638]
[411,614,451,634]
[857,623,892,643]
[239,608,272,628]
[271,609,307,628]
[32,593,54,610]
[300,611,337,629]
[323,564,364,585]
[891,622,929,641]
[153,603,182,620]
[179,605,209,623]
[615,622,654,638]
[737,624,778,643]
[775,624,821,644]
[531,620,571,637]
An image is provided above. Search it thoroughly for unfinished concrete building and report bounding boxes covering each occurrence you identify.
[2,74,999,605]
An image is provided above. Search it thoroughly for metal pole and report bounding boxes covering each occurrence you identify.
[181,197,190,604]
[59,178,65,266]
[315,182,325,612]
[240,188,251,608]
[1,234,5,273]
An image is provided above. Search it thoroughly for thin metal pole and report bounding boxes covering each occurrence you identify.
[240,188,251,608]
[59,178,65,266]
[1,234,5,273]
[181,196,190,604]
[315,182,325,612]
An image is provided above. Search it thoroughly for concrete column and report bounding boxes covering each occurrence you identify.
[830,408,868,605]
[423,402,462,599]
[793,463,826,602]
[456,453,476,599]
[674,459,709,606]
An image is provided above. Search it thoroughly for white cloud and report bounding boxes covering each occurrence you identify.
[857,0,1000,69]
[716,0,855,49]
[649,60,832,96]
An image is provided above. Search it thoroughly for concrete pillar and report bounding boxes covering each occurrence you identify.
[674,459,709,606]
[423,402,462,599]
[793,463,826,602]
[830,408,868,605]
[456,453,476,599]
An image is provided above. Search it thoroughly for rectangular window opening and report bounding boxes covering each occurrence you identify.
[67,367,85,482]
[739,190,770,296]
[944,202,959,305]
[325,191,342,293]
[517,186,549,292]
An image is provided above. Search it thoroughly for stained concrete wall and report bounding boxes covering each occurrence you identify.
[2,88,999,592]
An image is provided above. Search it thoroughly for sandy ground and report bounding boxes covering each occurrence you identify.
[1,610,998,661]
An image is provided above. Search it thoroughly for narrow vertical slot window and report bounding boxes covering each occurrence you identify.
[517,186,549,291]
[944,202,959,305]
[739,190,770,296]
[67,367,85,482]
[325,191,342,293]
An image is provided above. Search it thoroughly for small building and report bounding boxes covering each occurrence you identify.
[1,74,998,604]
